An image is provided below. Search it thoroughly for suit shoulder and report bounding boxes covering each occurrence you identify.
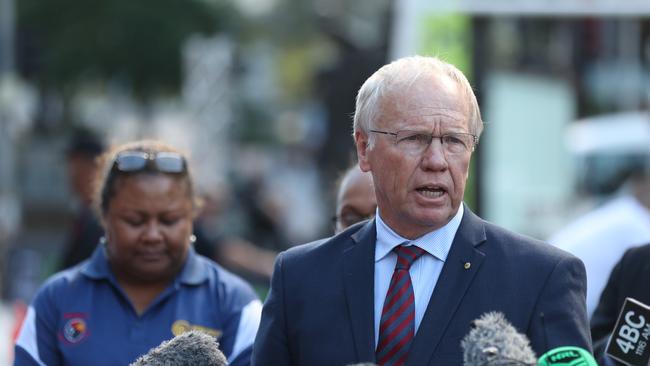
[279,223,367,264]
[281,237,331,257]
[482,220,580,263]
[279,236,347,267]
[615,242,650,274]
[622,242,650,260]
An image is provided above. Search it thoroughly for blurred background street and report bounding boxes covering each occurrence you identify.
[2,0,650,363]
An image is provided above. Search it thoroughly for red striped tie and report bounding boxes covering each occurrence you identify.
[376,245,426,366]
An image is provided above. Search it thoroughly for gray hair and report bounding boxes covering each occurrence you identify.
[353,56,483,141]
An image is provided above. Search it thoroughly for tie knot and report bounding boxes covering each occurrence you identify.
[394,245,426,270]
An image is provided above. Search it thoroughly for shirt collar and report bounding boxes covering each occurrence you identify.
[177,247,210,285]
[81,245,209,286]
[375,203,464,262]
[80,244,112,280]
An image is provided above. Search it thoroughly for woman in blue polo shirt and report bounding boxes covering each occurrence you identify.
[14,140,262,366]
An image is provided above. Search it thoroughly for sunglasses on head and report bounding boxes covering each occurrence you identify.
[113,151,186,174]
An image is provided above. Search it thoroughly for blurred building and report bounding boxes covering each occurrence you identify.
[391,0,650,238]
[5,0,650,309]
[2,0,395,305]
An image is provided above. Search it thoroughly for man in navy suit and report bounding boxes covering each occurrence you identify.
[252,56,592,366]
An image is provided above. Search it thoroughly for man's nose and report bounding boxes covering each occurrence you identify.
[420,137,448,170]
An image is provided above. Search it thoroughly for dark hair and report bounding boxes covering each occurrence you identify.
[93,140,197,218]
[66,127,105,157]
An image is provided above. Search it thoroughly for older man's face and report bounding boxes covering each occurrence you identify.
[356,74,473,239]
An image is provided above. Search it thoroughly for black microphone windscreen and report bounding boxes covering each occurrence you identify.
[130,330,228,366]
[461,311,537,366]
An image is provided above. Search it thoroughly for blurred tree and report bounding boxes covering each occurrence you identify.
[17,0,238,100]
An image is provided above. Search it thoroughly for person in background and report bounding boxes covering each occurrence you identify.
[252,56,591,366]
[218,162,376,289]
[549,158,650,317]
[14,140,261,366]
[334,163,376,233]
[590,243,650,366]
[58,128,105,270]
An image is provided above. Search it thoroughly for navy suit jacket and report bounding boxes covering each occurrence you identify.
[252,207,592,365]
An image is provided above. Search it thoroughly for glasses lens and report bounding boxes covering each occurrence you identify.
[442,133,473,154]
[115,152,148,171]
[155,152,185,173]
[394,131,475,155]
[395,131,431,154]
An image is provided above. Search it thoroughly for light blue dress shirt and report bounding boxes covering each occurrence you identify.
[373,204,464,347]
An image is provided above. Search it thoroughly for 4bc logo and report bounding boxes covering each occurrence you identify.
[615,310,647,354]
[607,298,650,365]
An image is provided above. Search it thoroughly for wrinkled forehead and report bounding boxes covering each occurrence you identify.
[378,74,470,128]
[377,106,471,132]
[396,108,467,124]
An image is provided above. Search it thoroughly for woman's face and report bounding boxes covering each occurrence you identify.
[103,173,194,285]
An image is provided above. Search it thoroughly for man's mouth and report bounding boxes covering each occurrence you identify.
[416,186,446,199]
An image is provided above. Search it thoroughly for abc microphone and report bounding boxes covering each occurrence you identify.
[605,297,650,365]
[130,330,228,366]
[461,312,537,366]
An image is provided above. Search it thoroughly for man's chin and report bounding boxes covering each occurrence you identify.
[411,209,457,230]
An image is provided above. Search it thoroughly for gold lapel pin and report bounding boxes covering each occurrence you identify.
[464,262,471,270]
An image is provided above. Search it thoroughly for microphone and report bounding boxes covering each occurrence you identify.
[462,312,596,366]
[537,346,597,365]
[605,297,650,365]
[130,330,228,366]
[461,311,537,366]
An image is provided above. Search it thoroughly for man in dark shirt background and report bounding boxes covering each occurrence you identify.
[57,128,105,270]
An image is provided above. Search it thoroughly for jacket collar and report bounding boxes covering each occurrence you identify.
[345,219,378,362]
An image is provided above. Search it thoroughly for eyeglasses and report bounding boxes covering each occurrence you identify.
[369,129,478,155]
[113,151,186,173]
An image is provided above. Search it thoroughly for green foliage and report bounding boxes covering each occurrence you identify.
[18,0,237,98]
[419,13,472,79]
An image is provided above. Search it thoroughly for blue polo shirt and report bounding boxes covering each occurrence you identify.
[14,245,262,366]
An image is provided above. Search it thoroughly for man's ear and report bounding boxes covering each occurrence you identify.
[355,130,371,172]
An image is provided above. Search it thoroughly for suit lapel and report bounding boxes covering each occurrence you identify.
[343,220,377,362]
[406,207,487,366]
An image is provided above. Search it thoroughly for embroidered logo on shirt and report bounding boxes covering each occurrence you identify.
[62,317,88,344]
[171,319,222,338]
